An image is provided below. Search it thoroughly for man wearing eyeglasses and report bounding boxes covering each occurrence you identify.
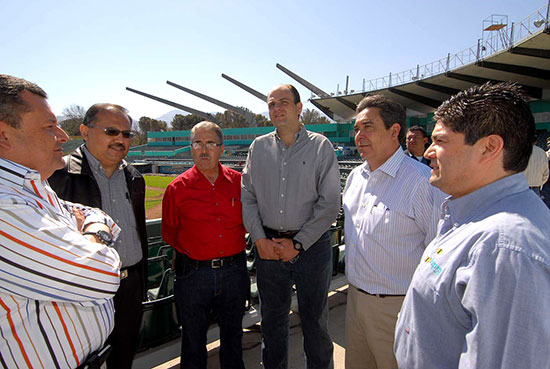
[404,126,431,166]
[162,121,249,369]
[49,103,147,369]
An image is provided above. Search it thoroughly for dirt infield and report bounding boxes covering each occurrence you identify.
[145,186,164,220]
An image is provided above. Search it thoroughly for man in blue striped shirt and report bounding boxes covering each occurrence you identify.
[343,95,444,369]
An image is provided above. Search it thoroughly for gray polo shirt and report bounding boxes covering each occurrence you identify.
[83,146,142,268]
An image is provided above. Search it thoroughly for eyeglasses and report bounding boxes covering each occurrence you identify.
[89,124,134,139]
[191,141,222,150]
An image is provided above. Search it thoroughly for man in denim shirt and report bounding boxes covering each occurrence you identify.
[395,82,550,368]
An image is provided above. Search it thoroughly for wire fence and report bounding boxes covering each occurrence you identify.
[336,4,549,95]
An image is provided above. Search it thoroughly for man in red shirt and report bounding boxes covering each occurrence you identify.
[162,121,249,369]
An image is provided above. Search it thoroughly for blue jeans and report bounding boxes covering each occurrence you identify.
[256,232,334,369]
[174,252,249,369]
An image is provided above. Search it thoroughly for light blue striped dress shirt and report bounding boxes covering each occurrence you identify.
[343,148,444,294]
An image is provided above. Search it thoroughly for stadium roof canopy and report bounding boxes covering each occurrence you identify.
[307,6,550,122]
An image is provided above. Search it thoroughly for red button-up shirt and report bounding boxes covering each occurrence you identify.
[162,164,246,260]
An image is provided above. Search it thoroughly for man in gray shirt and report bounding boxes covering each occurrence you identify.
[49,103,148,369]
[242,84,341,368]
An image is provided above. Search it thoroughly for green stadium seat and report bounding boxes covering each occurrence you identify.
[147,255,170,290]
[157,245,174,262]
[137,296,180,352]
[147,268,175,301]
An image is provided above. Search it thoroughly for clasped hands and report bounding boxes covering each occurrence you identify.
[256,237,299,262]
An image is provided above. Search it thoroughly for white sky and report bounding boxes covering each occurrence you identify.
[2,0,545,122]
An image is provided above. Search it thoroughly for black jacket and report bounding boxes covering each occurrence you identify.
[404,149,431,166]
[48,145,148,298]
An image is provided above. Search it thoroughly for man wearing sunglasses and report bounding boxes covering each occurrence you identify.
[49,103,147,369]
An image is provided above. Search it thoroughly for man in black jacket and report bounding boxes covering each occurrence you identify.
[49,103,147,369]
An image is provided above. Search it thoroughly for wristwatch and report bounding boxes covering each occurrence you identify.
[292,239,303,252]
[83,230,113,246]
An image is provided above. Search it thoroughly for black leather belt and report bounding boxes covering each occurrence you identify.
[263,226,299,239]
[357,288,405,298]
[178,251,244,269]
[77,344,111,369]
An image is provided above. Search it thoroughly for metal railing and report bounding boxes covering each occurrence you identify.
[345,3,549,95]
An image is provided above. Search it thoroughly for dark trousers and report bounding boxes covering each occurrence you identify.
[106,264,144,369]
[174,252,249,369]
[256,232,334,369]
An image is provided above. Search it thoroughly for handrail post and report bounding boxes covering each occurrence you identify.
[509,22,514,48]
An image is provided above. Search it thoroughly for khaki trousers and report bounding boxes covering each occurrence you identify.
[345,285,404,369]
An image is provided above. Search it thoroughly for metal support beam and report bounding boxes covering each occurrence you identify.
[510,47,550,59]
[415,81,461,95]
[276,63,331,99]
[309,100,335,120]
[476,61,550,79]
[388,88,442,108]
[126,87,218,123]
[335,97,358,111]
[167,81,255,125]
[444,72,542,99]
[221,73,268,102]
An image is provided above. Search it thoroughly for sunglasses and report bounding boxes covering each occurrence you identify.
[89,124,134,139]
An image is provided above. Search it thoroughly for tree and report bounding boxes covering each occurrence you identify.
[133,117,168,146]
[59,104,86,136]
[255,114,270,127]
[214,107,269,128]
[301,108,330,124]
[215,110,248,128]
[171,114,202,131]
[138,116,167,133]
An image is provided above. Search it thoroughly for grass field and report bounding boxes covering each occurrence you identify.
[144,175,176,210]
[144,175,175,189]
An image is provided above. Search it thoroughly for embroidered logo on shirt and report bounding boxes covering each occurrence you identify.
[424,248,443,276]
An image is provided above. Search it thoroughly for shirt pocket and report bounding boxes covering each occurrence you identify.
[364,202,389,233]
[365,202,414,236]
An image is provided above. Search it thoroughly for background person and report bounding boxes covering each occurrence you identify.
[523,137,549,196]
[49,103,147,369]
[404,125,430,166]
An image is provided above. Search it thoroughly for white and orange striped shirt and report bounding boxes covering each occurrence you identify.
[0,158,121,369]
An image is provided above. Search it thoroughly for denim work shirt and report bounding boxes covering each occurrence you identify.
[395,173,550,368]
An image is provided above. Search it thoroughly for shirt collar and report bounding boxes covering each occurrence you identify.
[274,124,306,143]
[190,163,234,184]
[0,157,42,187]
[82,145,127,174]
[443,173,528,225]
[360,147,405,178]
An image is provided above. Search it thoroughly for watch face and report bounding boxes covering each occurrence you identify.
[97,230,113,245]
[293,240,302,251]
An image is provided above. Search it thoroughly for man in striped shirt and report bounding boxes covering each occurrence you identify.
[0,75,122,369]
[343,95,444,369]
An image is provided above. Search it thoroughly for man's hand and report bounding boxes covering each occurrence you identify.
[256,238,284,260]
[73,207,85,231]
[272,238,300,262]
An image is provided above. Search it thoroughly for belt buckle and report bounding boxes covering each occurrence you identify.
[120,269,128,280]
[211,259,223,268]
